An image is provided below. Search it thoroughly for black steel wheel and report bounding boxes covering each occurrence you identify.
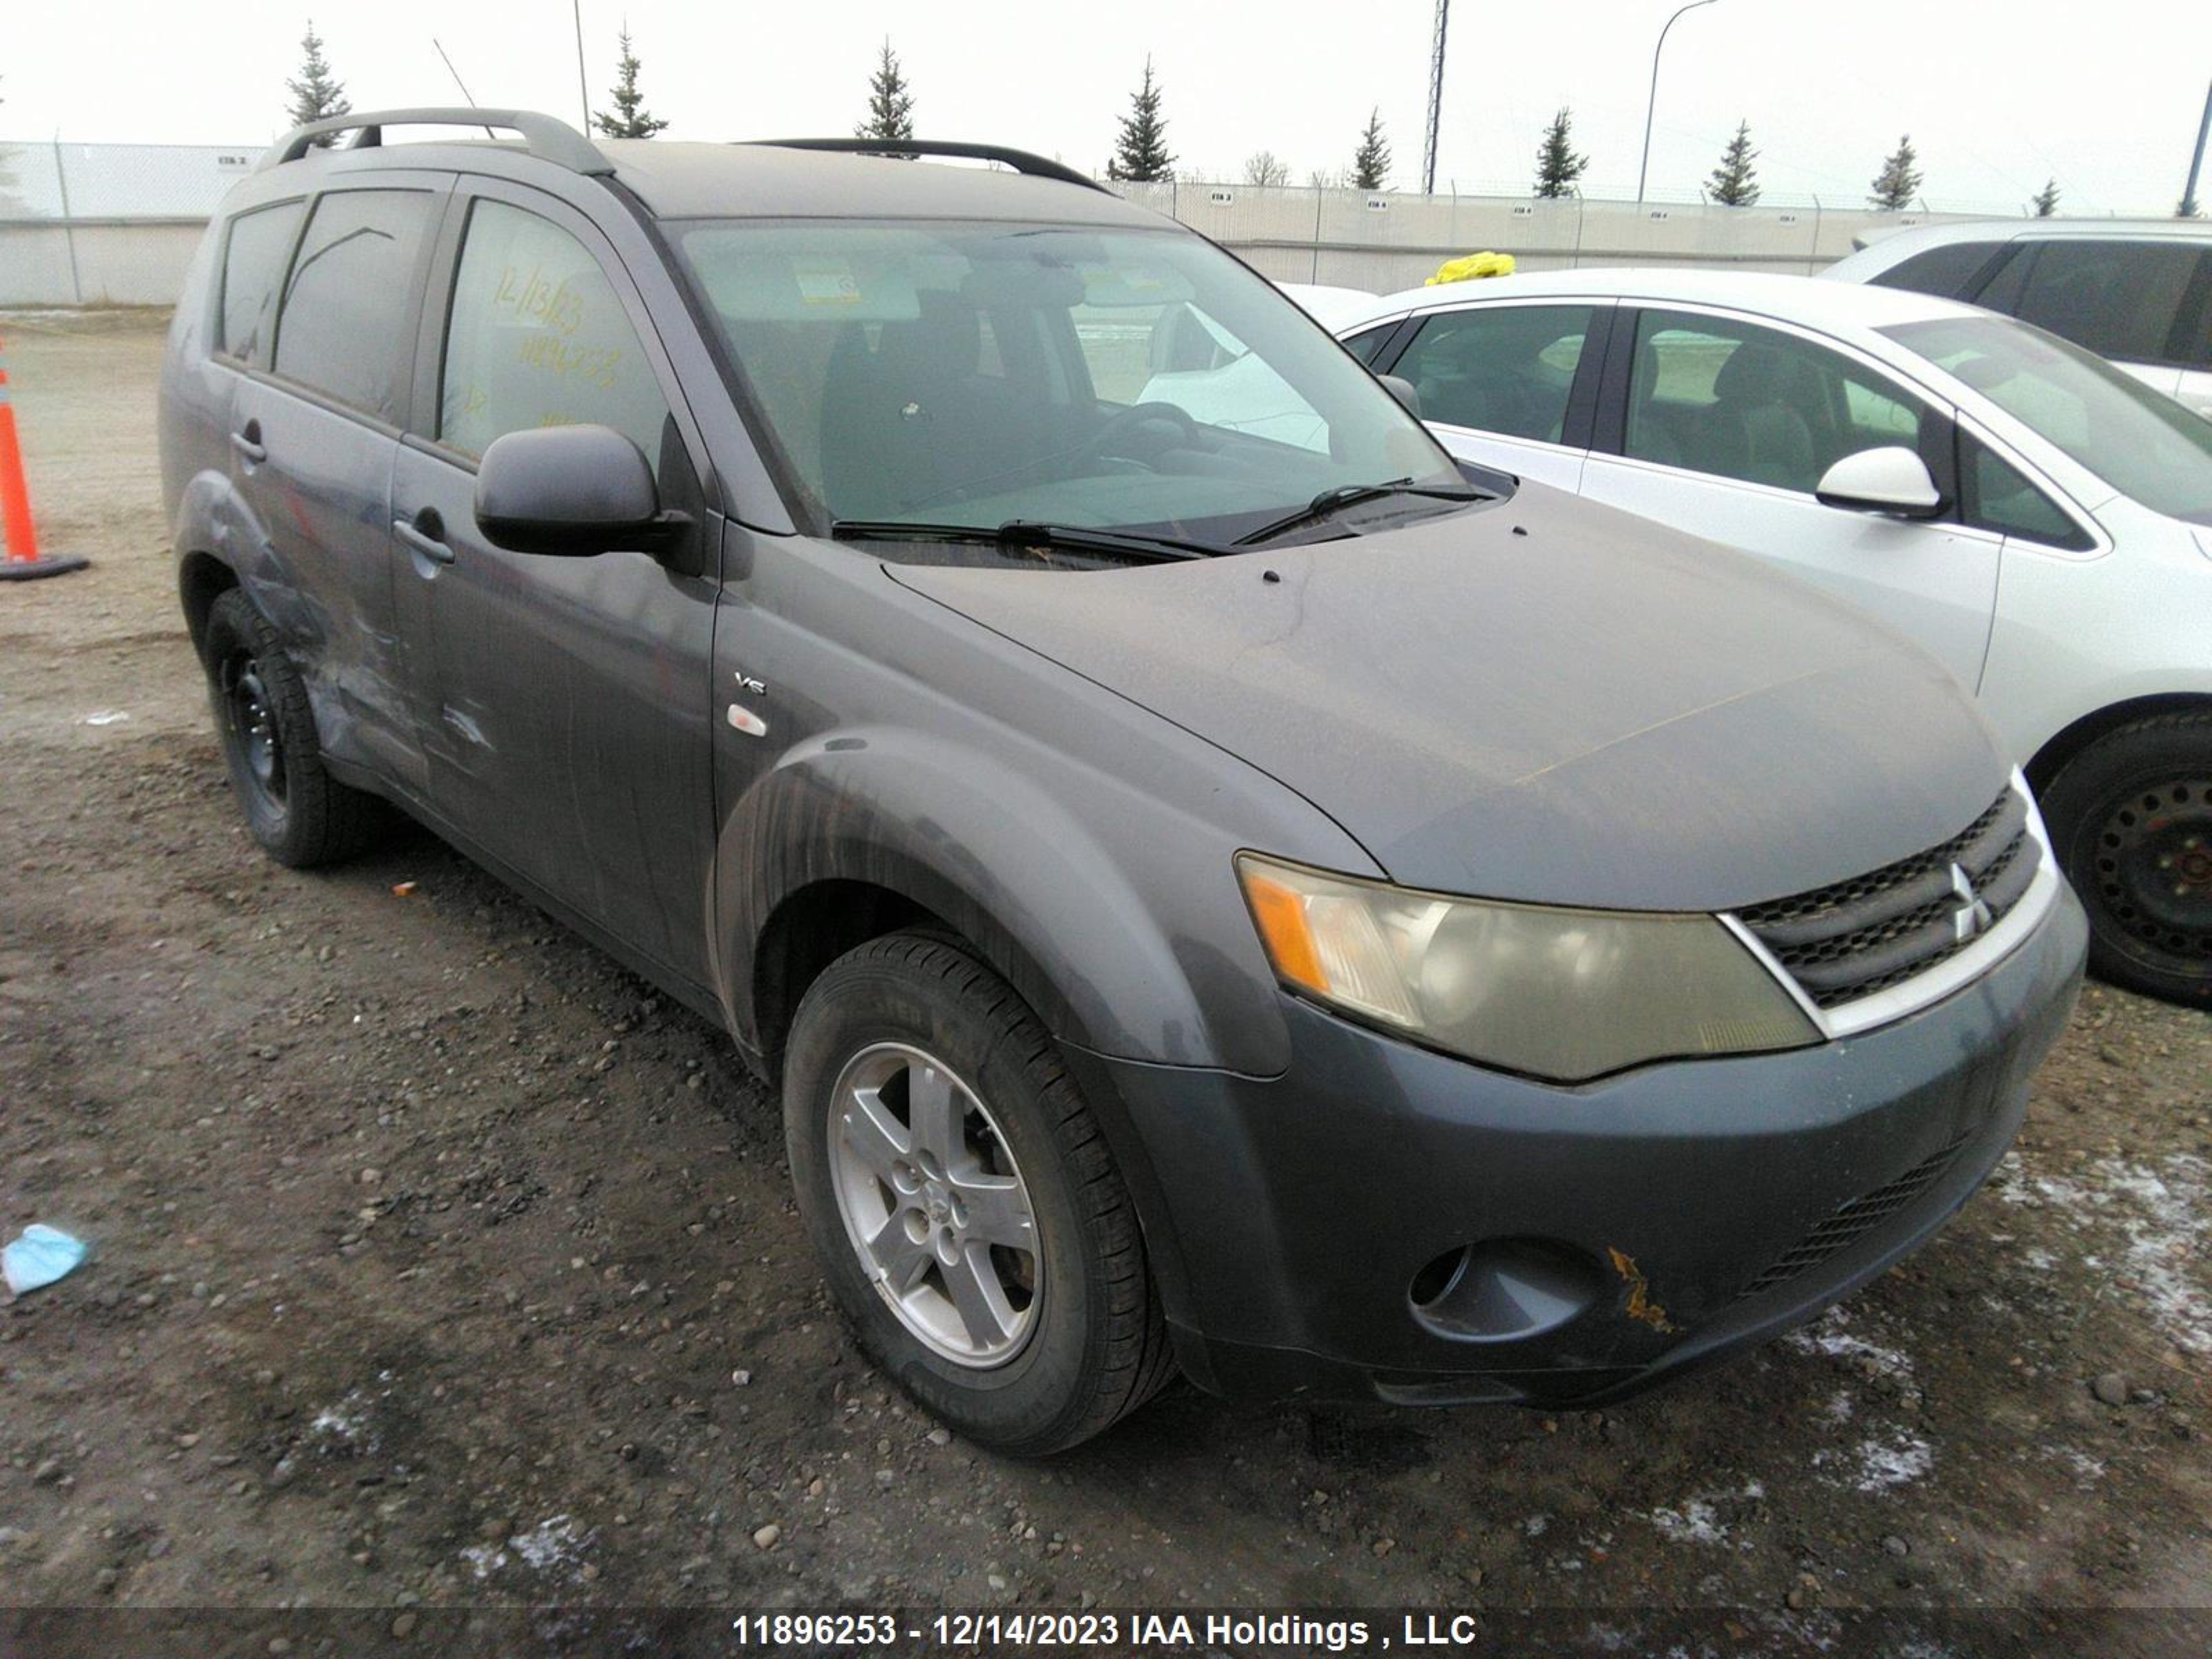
[200,588,387,868]
[2043,711,2212,1006]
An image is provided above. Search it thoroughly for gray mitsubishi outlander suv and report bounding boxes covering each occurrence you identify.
[158,110,2088,1454]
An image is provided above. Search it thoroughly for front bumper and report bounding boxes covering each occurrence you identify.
[1071,885,2087,1407]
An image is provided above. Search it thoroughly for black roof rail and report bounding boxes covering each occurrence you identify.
[740,138,1109,195]
[259,108,612,177]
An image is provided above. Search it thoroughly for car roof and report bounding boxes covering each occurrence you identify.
[1339,267,1982,334]
[1848,216,2212,255]
[254,129,1170,231]
[598,140,1170,227]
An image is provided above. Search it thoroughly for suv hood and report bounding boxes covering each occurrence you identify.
[885,487,2009,910]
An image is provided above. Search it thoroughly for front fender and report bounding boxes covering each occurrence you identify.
[715,725,1282,1074]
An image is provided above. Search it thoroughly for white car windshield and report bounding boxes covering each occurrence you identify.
[672,219,1462,545]
[1885,315,2212,527]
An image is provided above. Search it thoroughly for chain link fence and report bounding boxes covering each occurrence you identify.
[1,138,2005,306]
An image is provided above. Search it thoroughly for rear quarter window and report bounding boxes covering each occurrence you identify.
[2005,241,2206,367]
[216,201,306,366]
[1866,239,2006,299]
[272,189,438,424]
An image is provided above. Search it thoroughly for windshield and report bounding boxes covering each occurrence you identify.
[671,218,1461,545]
[1884,315,2212,526]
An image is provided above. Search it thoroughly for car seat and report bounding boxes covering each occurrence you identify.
[1690,341,1819,490]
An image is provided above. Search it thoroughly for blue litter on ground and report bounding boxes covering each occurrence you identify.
[3,1225,88,1295]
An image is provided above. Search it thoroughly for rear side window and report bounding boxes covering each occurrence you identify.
[2005,241,2204,367]
[1868,240,2005,299]
[216,201,305,366]
[438,199,671,465]
[272,189,436,423]
[1393,305,1595,442]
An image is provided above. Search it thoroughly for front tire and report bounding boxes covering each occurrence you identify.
[783,932,1175,1454]
[2042,711,2212,1006]
[201,588,386,868]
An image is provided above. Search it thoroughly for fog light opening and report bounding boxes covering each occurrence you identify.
[1408,1246,1472,1311]
[1407,1238,1604,1343]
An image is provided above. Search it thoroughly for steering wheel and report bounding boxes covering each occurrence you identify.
[1078,400,1201,468]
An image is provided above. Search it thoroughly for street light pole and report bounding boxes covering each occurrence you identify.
[2182,77,2211,218]
[1637,0,1720,206]
[572,0,593,134]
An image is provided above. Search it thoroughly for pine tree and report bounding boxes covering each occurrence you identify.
[1707,121,1760,207]
[1868,134,1922,211]
[1107,58,1174,183]
[593,28,668,140]
[1351,109,1391,191]
[855,39,915,153]
[2029,178,2060,217]
[2184,191,2204,220]
[1533,107,1586,200]
[285,21,351,145]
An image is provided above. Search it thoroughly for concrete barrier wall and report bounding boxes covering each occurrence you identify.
[0,173,1971,310]
[1120,180,1956,292]
[0,221,207,306]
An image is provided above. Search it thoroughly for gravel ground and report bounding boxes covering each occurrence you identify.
[1,312,2209,1658]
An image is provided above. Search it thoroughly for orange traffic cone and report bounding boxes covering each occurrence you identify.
[0,335,88,582]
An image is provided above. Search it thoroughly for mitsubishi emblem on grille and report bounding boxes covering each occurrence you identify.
[1949,863,1995,944]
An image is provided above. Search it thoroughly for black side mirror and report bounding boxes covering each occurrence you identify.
[474,424,690,556]
[1378,373,1423,419]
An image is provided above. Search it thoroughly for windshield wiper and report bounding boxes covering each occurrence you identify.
[1232,479,1488,547]
[830,518,1218,563]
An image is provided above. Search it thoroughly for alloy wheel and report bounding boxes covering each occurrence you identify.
[827,1042,1042,1367]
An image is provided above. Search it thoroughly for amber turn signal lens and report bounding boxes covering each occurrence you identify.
[1241,870,1328,995]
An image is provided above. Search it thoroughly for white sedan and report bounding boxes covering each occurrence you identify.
[1329,269,2212,1004]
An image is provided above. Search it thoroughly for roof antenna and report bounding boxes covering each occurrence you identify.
[431,38,499,140]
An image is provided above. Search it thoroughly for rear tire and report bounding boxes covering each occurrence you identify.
[202,588,387,868]
[783,931,1175,1454]
[2041,711,2212,1006]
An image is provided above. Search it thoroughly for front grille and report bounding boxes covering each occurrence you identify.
[1733,1132,1969,1303]
[1736,788,2037,1010]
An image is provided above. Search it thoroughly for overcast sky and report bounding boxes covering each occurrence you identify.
[7,1,2207,214]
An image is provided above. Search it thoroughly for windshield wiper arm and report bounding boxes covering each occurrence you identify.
[830,518,1218,562]
[1232,479,1488,547]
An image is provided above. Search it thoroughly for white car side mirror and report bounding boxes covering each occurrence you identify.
[1814,446,1946,519]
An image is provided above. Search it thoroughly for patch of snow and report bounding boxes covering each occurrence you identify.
[461,1515,590,1581]
[1650,1498,1727,1546]
[1781,1305,1915,1382]
[2097,1154,2211,1356]
[2003,1153,2210,1353]
[1819,1432,1933,1493]
[1648,1480,1765,1547]
[307,1392,373,1453]
[2047,1445,2106,1489]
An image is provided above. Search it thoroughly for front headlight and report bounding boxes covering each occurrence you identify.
[1237,854,1819,1082]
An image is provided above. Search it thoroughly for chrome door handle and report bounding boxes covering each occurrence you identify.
[394,516,454,565]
